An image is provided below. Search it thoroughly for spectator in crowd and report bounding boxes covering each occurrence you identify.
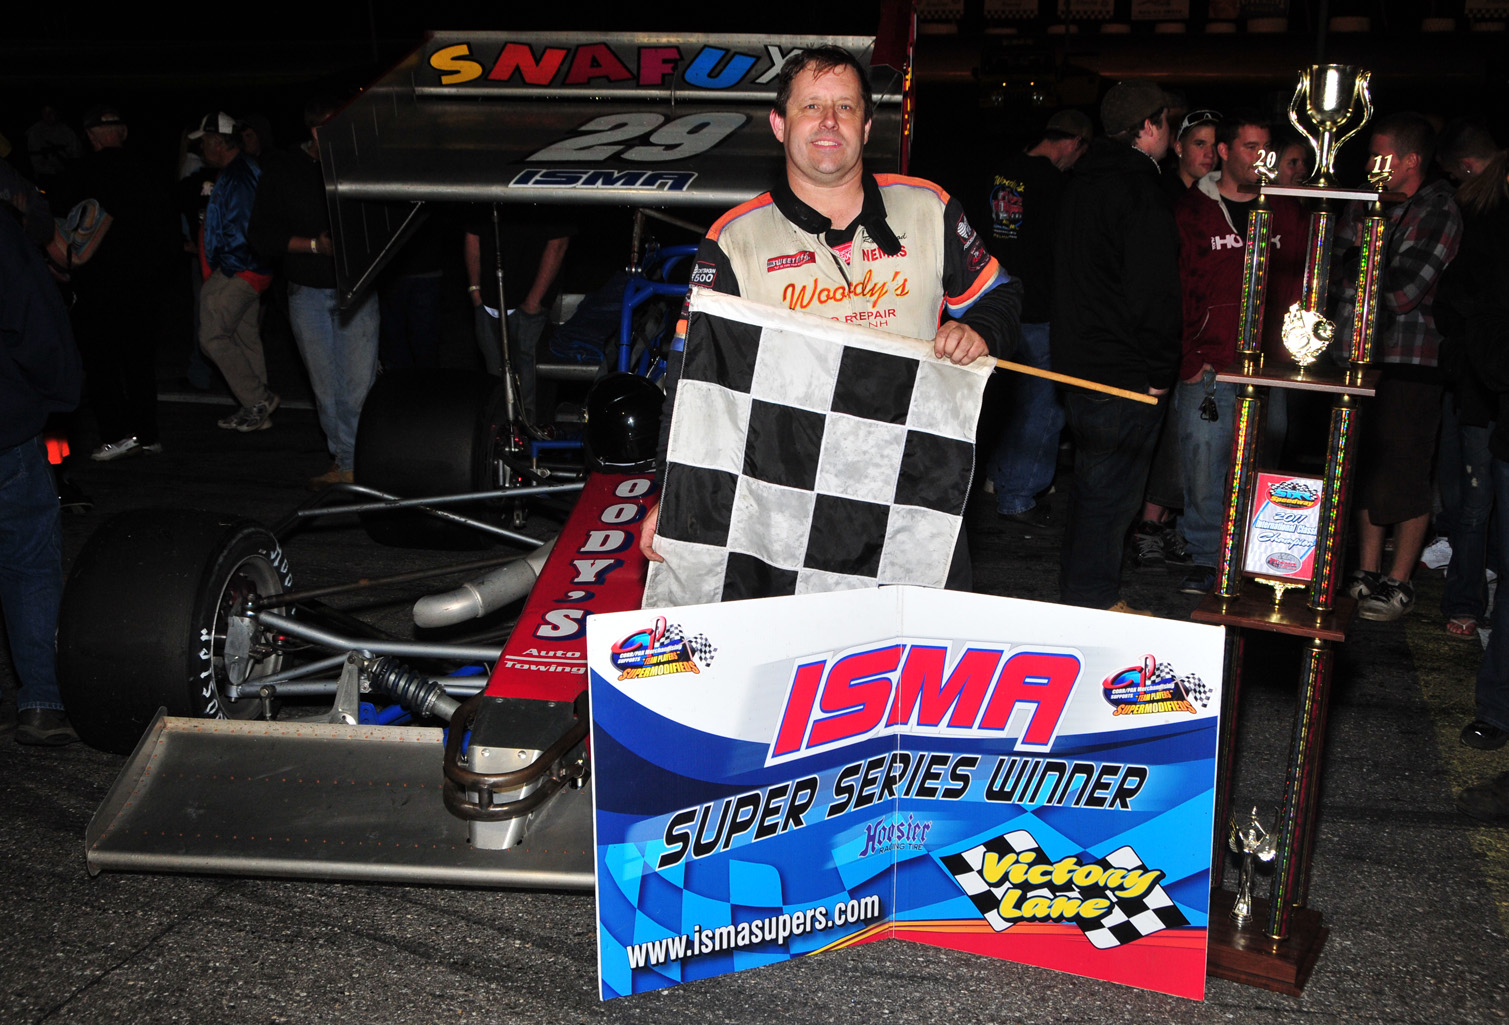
[1052,81,1181,613]
[0,199,83,746]
[25,102,81,189]
[65,106,177,461]
[982,108,1091,527]
[1434,120,1508,651]
[191,112,278,433]
[1270,127,1314,186]
[240,114,275,160]
[1447,146,1509,810]
[464,215,573,424]
[1132,107,1223,571]
[1170,111,1307,595]
[249,96,378,489]
[1339,113,1462,621]
[1164,108,1220,200]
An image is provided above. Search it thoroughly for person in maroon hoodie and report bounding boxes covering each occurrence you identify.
[1169,111,1307,594]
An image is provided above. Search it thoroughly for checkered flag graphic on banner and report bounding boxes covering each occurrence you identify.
[1073,845,1190,949]
[1152,660,1212,708]
[662,623,718,666]
[643,289,992,609]
[942,832,1189,948]
[940,829,1048,932]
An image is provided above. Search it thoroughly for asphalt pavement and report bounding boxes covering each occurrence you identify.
[2,385,1507,1025]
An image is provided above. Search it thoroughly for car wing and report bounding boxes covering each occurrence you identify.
[318,27,912,305]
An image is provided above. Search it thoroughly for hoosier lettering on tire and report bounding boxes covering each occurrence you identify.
[57,509,294,754]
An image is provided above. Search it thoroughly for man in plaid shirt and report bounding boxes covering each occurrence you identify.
[1338,112,1462,621]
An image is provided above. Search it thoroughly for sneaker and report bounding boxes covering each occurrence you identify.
[1179,566,1217,595]
[1162,529,1194,568]
[92,436,142,461]
[1420,535,1452,571]
[1344,569,1383,600]
[1461,719,1509,750]
[1130,520,1167,571]
[217,406,251,430]
[236,394,280,433]
[15,708,79,747]
[1357,577,1415,621]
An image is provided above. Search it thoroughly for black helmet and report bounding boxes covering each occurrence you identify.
[585,373,663,472]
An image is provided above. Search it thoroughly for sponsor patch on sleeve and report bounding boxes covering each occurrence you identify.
[690,261,718,287]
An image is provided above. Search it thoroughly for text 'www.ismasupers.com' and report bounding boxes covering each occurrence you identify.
[625,894,884,969]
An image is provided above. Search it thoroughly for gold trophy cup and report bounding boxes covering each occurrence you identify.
[1288,64,1373,187]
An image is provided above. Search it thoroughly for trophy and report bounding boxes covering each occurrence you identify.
[1228,806,1278,927]
[1288,64,1374,187]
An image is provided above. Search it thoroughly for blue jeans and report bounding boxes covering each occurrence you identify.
[1440,402,1496,621]
[0,435,64,711]
[1475,458,1509,730]
[1059,391,1166,608]
[1174,375,1238,568]
[288,283,379,472]
[987,322,1063,515]
[474,305,547,420]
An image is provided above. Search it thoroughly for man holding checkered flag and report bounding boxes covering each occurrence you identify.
[639,45,1022,606]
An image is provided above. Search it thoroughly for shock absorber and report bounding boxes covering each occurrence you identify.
[365,656,463,723]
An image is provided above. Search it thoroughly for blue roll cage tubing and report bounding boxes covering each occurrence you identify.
[523,243,697,462]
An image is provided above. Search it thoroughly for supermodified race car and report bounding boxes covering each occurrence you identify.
[61,18,914,890]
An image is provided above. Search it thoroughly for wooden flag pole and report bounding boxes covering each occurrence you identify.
[993,359,1159,405]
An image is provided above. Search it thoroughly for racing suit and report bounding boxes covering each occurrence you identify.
[657,172,1022,590]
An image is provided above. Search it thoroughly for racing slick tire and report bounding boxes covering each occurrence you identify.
[57,510,293,754]
[354,369,506,550]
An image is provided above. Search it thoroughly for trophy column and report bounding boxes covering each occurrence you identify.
[1195,177,1394,994]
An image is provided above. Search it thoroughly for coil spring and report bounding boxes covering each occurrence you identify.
[367,656,447,718]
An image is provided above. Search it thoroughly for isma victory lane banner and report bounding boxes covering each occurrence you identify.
[587,587,1225,1001]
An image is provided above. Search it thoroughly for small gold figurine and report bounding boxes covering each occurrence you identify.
[1228,806,1278,928]
[1253,148,1279,187]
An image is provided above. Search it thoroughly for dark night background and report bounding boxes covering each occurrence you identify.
[6,1,1507,202]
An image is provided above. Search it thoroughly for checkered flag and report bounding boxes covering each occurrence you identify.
[644,289,991,609]
[1180,673,1212,707]
[942,832,1189,948]
[663,623,718,667]
[1072,845,1189,949]
[1151,660,1211,708]
[940,829,1047,932]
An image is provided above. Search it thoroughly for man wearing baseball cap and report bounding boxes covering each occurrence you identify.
[982,108,1092,528]
[189,112,278,433]
[1051,80,1182,613]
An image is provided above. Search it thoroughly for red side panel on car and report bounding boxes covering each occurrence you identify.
[484,472,654,702]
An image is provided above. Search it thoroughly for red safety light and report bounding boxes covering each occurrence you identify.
[45,434,70,465]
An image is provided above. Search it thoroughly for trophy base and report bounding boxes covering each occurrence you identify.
[1206,889,1330,996]
[1192,591,1356,642]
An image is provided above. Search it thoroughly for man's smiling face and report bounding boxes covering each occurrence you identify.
[769,63,872,190]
